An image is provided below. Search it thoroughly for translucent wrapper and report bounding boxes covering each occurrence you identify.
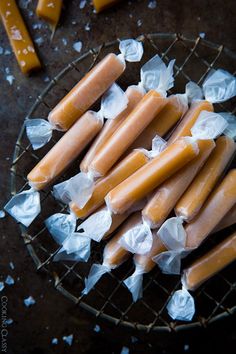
[167,231,236,321]
[26,39,143,148]
[54,135,167,210]
[26,82,128,150]
[83,212,142,295]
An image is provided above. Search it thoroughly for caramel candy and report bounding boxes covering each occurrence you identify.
[106,137,199,214]
[93,0,120,13]
[186,169,236,249]
[183,231,236,291]
[28,111,103,190]
[36,0,62,28]
[0,0,41,74]
[143,140,215,227]
[214,204,236,233]
[175,136,236,222]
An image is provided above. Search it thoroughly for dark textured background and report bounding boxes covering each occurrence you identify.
[0,0,236,353]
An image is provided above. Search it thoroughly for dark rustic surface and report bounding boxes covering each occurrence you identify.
[0,1,236,353]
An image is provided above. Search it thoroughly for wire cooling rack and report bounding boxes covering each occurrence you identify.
[10,33,236,332]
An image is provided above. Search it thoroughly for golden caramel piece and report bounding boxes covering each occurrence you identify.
[48,53,125,131]
[27,111,103,190]
[0,0,41,74]
[175,136,236,222]
[168,100,213,144]
[143,140,215,227]
[90,90,168,176]
[130,94,187,151]
[106,137,199,214]
[214,204,236,233]
[186,169,236,249]
[183,231,236,291]
[36,0,62,29]
[93,0,120,13]
[71,149,149,219]
[80,86,144,173]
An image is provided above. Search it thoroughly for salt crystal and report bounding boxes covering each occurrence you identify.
[33,23,42,30]
[199,32,206,39]
[4,49,11,55]
[35,37,44,46]
[5,67,10,74]
[6,75,15,85]
[85,23,90,31]
[80,0,86,9]
[28,10,33,17]
[11,28,23,41]
[137,19,142,27]
[24,296,36,307]
[44,76,50,82]
[72,20,77,25]
[62,334,73,346]
[20,60,26,67]
[52,338,58,345]
[184,344,190,351]
[93,324,100,332]
[9,262,15,270]
[5,275,14,285]
[73,41,82,53]
[129,14,133,18]
[0,210,5,218]
[62,38,68,46]
[5,319,13,325]
[121,347,129,354]
[0,47,3,55]
[0,282,4,292]
[47,2,54,8]
[148,0,157,9]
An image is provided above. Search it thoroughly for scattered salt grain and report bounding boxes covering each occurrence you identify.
[199,32,206,39]
[35,37,44,46]
[0,210,5,218]
[6,75,15,85]
[121,347,129,354]
[52,338,58,345]
[43,76,50,82]
[0,282,4,292]
[85,23,90,31]
[5,319,13,325]
[184,344,190,351]
[4,49,11,55]
[137,19,142,27]
[9,262,15,270]
[72,20,77,25]
[33,23,42,30]
[73,41,82,53]
[5,275,14,285]
[62,334,73,346]
[79,0,86,9]
[148,0,157,9]
[24,296,36,307]
[94,324,101,332]
[62,38,68,46]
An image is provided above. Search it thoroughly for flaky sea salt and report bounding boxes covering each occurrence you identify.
[0,210,5,218]
[24,296,36,307]
[0,282,4,292]
[51,338,58,345]
[73,41,82,53]
[62,334,73,346]
[121,347,129,354]
[5,275,14,285]
[79,0,86,9]
[6,75,15,85]
[148,0,157,9]
[93,324,101,332]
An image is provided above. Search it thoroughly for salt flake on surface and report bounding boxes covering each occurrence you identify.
[121,347,129,354]
[11,28,23,40]
[4,49,11,55]
[0,282,4,292]
[35,37,44,46]
[199,32,206,38]
[5,318,13,325]
[85,23,90,31]
[24,296,36,307]
[9,262,15,270]
[73,41,82,53]
[5,275,14,285]
[6,75,15,85]
[47,2,54,8]
[148,0,157,9]
[79,0,86,9]
[93,324,101,332]
[137,19,142,27]
[0,210,5,218]
[51,338,58,345]
[62,38,68,46]
[62,334,73,346]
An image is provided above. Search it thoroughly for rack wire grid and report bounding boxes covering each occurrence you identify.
[10,33,236,333]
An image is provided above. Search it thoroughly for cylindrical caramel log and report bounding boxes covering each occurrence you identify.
[80,86,144,173]
[89,90,168,176]
[168,100,213,144]
[143,140,215,227]
[93,0,120,12]
[71,149,149,218]
[214,204,236,233]
[186,169,236,249]
[28,111,103,190]
[175,136,236,222]
[48,53,125,131]
[0,0,41,74]
[183,231,236,291]
[130,94,187,151]
[106,137,199,214]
